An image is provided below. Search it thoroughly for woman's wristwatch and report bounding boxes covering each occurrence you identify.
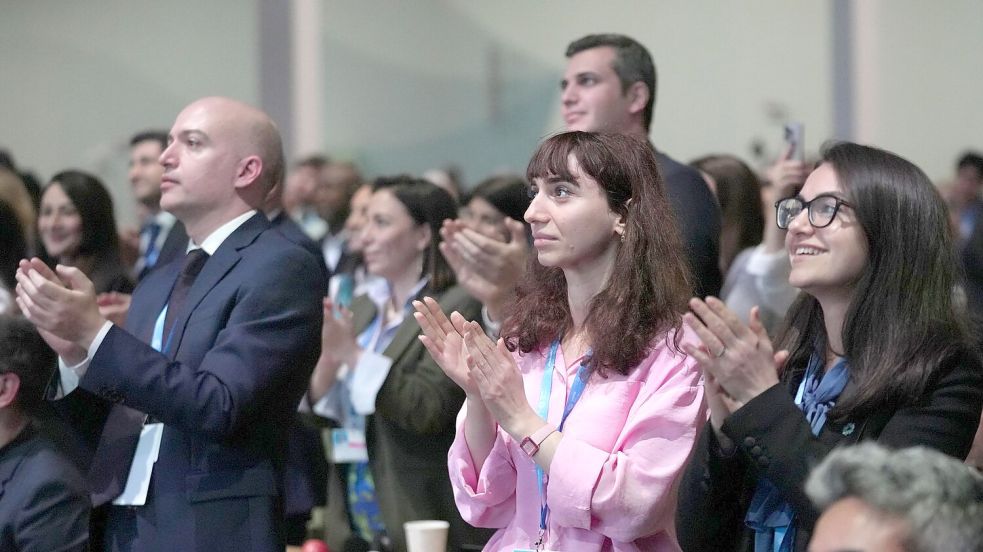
[520,424,557,457]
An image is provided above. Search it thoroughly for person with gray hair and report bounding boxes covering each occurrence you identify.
[806,442,983,552]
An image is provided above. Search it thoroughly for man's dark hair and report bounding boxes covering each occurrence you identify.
[129,130,168,151]
[566,34,657,131]
[957,151,983,178]
[294,154,329,170]
[0,315,56,414]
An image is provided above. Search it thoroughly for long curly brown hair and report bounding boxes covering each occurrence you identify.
[500,132,692,376]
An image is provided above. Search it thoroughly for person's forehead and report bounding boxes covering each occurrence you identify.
[131,140,163,156]
[565,46,618,74]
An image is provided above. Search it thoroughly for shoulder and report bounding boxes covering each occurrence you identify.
[655,151,709,189]
[2,434,87,501]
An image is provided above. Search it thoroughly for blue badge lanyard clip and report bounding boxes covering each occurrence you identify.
[533,338,589,549]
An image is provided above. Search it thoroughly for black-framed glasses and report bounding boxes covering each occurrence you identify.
[775,195,851,229]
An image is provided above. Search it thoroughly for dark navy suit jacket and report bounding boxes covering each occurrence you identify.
[0,425,90,552]
[78,213,324,551]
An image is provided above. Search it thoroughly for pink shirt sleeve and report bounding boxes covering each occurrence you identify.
[447,402,519,528]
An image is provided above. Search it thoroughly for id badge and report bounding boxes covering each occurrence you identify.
[331,428,369,463]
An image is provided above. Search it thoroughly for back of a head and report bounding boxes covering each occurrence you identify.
[566,33,657,131]
[0,315,57,414]
[691,154,765,261]
[807,443,983,552]
[466,174,530,223]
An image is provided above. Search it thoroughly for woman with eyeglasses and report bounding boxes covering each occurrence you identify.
[676,141,983,552]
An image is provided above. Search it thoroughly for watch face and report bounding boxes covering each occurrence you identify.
[520,437,538,457]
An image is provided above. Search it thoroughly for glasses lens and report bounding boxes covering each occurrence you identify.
[776,199,802,229]
[809,196,839,227]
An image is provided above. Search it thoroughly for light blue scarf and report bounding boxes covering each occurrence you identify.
[744,350,850,552]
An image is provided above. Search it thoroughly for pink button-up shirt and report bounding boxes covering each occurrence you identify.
[447,327,707,551]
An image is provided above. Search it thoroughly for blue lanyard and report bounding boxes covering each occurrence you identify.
[534,338,590,547]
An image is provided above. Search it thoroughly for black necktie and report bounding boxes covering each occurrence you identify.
[163,248,210,340]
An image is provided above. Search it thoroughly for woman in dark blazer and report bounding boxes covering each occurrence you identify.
[308,176,489,552]
[677,142,983,552]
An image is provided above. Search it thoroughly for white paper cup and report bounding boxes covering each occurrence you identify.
[404,520,450,552]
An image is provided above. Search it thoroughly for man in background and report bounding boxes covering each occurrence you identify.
[126,130,188,280]
[0,315,90,551]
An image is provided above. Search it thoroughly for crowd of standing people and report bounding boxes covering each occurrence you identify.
[1,31,982,552]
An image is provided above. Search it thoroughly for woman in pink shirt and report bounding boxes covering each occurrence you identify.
[414,131,706,551]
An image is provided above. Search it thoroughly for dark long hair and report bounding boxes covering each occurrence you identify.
[0,199,26,290]
[372,175,457,294]
[501,131,692,376]
[776,142,973,420]
[690,154,765,272]
[41,170,129,293]
[465,174,530,223]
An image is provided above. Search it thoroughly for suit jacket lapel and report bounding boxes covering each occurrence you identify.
[349,289,425,365]
[167,213,270,354]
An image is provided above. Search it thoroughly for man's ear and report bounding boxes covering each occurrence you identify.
[626,82,649,117]
[234,155,264,190]
[0,373,21,409]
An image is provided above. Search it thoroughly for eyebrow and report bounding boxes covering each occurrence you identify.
[542,175,582,187]
[796,191,847,202]
[168,129,208,144]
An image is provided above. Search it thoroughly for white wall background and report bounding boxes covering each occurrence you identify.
[2,0,981,226]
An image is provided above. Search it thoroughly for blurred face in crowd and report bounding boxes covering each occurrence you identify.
[809,497,907,552]
[343,184,372,253]
[953,164,983,205]
[785,164,868,300]
[283,164,319,213]
[314,163,357,222]
[561,46,638,133]
[460,197,509,241]
[38,183,83,261]
[361,189,430,282]
[128,139,165,209]
[525,154,622,272]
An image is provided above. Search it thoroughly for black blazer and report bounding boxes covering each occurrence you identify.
[676,350,983,552]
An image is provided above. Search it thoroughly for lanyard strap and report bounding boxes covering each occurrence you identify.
[534,338,590,548]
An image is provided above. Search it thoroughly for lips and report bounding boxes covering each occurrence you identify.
[789,243,827,261]
[563,111,583,125]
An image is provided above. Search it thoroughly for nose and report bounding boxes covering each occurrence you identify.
[159,141,176,169]
[524,192,547,225]
[561,83,577,106]
[785,205,813,235]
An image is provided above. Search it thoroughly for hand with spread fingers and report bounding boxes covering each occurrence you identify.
[682,297,788,415]
[15,257,106,363]
[462,321,539,439]
[439,218,528,322]
[412,296,478,396]
[309,296,361,402]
